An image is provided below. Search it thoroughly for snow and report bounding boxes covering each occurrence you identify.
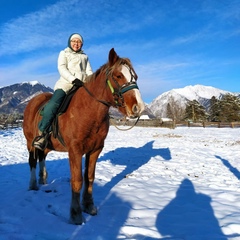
[172,85,230,101]
[21,81,39,86]
[0,126,240,240]
[139,115,150,120]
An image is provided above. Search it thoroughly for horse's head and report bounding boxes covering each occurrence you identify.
[106,48,145,118]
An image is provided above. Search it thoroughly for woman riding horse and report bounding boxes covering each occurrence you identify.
[23,47,144,225]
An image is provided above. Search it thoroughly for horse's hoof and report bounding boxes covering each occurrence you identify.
[28,185,39,191]
[70,208,84,225]
[82,204,98,216]
[29,182,39,190]
[70,215,84,225]
[38,178,47,185]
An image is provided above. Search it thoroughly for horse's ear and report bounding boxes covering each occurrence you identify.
[109,48,119,66]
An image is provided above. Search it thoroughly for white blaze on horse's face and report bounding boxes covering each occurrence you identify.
[121,65,145,117]
[121,64,135,82]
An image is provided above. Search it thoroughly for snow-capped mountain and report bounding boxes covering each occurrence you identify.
[148,85,233,118]
[0,81,53,114]
[0,82,238,118]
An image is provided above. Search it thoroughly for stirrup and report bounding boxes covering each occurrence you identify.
[32,135,48,151]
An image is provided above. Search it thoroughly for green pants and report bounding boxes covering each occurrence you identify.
[38,89,66,132]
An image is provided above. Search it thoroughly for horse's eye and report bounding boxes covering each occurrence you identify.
[116,75,122,79]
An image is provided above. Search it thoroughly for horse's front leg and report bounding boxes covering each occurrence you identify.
[82,149,102,216]
[29,150,38,190]
[69,150,84,225]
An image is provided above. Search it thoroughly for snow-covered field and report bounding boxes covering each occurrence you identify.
[0,126,239,240]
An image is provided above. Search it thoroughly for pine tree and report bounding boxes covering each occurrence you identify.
[184,100,207,122]
[208,96,221,122]
[219,94,240,121]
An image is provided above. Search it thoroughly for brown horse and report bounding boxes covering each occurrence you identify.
[23,48,144,225]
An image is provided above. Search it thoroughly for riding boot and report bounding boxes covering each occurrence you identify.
[33,131,47,151]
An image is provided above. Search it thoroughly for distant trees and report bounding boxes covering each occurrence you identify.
[180,93,240,123]
[184,100,207,122]
[166,96,185,121]
[0,113,23,124]
[208,96,220,122]
[208,94,240,122]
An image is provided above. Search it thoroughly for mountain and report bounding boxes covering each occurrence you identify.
[0,81,53,114]
[0,81,156,118]
[148,85,233,118]
[1,82,238,119]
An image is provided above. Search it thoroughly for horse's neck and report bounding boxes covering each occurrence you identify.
[85,73,113,106]
[72,74,112,117]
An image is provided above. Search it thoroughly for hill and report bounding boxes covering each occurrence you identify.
[148,84,237,118]
[0,81,53,114]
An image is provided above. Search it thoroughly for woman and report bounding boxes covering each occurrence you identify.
[33,33,93,150]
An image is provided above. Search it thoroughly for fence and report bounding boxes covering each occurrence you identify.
[1,120,240,130]
[110,118,240,128]
[0,122,23,130]
[176,121,240,128]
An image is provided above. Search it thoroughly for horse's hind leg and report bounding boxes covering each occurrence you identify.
[29,150,38,190]
[28,150,48,190]
[38,150,48,185]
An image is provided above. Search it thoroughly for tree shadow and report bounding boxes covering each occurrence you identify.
[155,179,228,240]
[215,155,240,180]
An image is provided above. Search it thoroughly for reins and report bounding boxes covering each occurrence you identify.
[82,84,112,107]
[110,116,140,131]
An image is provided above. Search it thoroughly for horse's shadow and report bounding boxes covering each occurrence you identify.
[69,141,171,239]
[98,140,171,189]
[71,140,171,239]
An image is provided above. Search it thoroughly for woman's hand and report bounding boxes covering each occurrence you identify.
[72,79,83,87]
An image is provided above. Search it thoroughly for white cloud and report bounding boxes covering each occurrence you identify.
[0,53,58,88]
[0,0,164,56]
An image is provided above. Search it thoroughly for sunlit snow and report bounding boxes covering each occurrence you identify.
[0,126,239,239]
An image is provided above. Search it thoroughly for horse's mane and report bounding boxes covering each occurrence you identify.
[85,57,133,84]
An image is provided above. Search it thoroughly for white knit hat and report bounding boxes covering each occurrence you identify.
[70,33,83,43]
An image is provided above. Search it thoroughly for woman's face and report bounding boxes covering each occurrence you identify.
[70,38,83,52]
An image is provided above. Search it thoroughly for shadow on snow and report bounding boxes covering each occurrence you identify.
[71,140,171,239]
[154,178,228,240]
[1,140,237,239]
[216,155,240,180]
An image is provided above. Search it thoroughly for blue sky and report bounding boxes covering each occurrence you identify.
[0,0,239,103]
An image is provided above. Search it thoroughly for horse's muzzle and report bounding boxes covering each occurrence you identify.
[132,103,144,116]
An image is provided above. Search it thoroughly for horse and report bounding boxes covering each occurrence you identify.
[23,48,145,225]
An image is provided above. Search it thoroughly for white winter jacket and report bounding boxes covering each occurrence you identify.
[54,47,93,93]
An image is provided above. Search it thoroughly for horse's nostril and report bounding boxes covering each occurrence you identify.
[132,104,139,114]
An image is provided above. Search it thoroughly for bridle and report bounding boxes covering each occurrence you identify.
[83,63,139,108]
[82,62,141,131]
[106,63,139,108]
